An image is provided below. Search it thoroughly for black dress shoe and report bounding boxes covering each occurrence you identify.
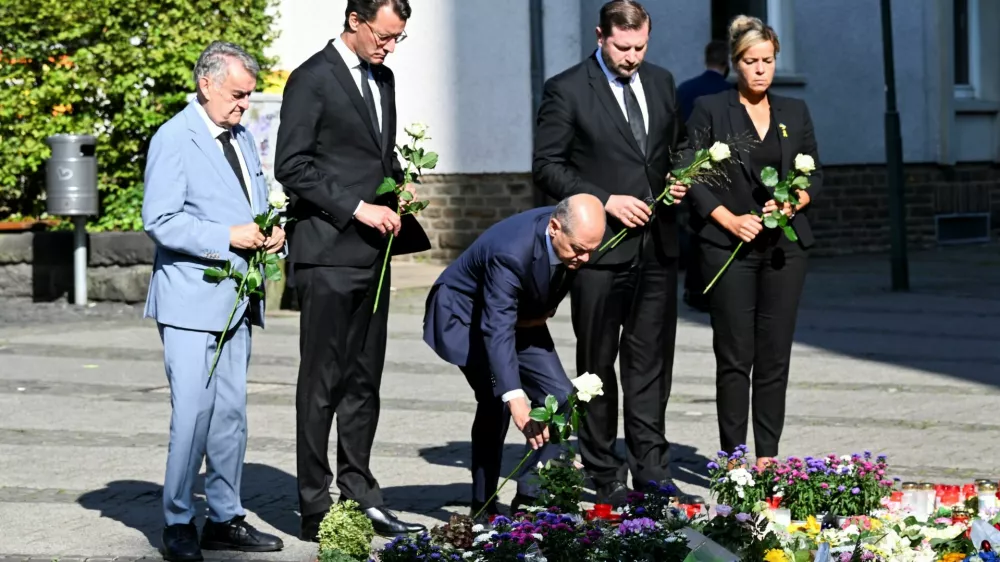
[364,506,426,537]
[595,481,630,507]
[646,479,706,504]
[300,512,323,543]
[162,519,203,562]
[508,493,536,517]
[200,515,284,552]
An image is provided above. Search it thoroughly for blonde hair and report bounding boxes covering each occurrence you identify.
[728,15,780,62]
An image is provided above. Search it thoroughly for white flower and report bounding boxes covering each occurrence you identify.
[268,190,288,210]
[794,153,815,173]
[471,524,484,533]
[532,533,543,541]
[129,36,141,47]
[572,372,604,402]
[708,142,731,162]
[405,122,428,139]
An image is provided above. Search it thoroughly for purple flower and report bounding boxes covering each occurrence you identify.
[492,515,511,527]
[851,487,860,495]
[715,505,732,517]
[735,512,751,522]
[707,461,720,470]
[717,450,728,458]
[618,517,658,535]
[837,485,846,492]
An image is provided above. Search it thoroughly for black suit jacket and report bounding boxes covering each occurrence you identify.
[684,89,823,249]
[274,40,430,267]
[532,54,687,265]
[677,70,733,122]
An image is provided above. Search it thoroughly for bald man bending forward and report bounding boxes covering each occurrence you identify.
[423,195,606,520]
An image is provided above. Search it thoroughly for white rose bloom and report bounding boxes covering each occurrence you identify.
[405,122,428,139]
[572,372,604,402]
[471,524,484,533]
[708,142,731,162]
[795,153,815,173]
[268,190,288,210]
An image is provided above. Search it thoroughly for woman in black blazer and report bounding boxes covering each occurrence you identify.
[685,15,822,468]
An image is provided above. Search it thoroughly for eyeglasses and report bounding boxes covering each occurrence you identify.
[364,21,407,45]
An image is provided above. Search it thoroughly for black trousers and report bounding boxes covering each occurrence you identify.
[459,326,574,506]
[572,236,678,487]
[700,234,808,458]
[294,262,390,516]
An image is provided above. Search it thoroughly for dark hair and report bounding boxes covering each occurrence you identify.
[343,0,411,31]
[705,40,728,68]
[598,0,651,37]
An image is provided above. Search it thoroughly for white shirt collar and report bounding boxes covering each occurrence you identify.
[333,37,363,70]
[194,102,229,141]
[595,47,638,86]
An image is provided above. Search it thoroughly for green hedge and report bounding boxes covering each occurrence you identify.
[0,0,279,230]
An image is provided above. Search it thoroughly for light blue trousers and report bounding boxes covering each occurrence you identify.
[158,318,250,525]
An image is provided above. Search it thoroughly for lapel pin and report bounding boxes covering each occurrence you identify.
[779,123,788,138]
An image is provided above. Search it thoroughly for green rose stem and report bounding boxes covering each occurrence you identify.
[207,250,259,386]
[702,241,742,295]
[372,217,398,314]
[473,449,534,521]
[597,148,721,254]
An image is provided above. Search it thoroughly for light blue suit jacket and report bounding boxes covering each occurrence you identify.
[142,100,271,332]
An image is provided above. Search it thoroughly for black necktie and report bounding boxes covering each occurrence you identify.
[618,77,647,156]
[358,61,381,141]
[216,131,250,205]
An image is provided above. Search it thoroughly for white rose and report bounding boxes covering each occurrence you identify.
[708,142,731,162]
[268,190,288,210]
[405,122,428,139]
[572,372,604,402]
[794,153,815,173]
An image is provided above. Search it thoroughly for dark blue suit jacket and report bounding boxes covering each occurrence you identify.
[423,207,566,397]
[677,70,733,123]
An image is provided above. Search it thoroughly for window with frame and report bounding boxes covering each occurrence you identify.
[954,0,980,98]
[710,0,795,73]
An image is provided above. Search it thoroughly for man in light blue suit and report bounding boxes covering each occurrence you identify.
[142,41,284,562]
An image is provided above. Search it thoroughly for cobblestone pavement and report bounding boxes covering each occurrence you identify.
[1,246,999,560]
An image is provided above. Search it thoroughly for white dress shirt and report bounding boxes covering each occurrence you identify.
[500,231,562,404]
[195,103,253,208]
[595,48,649,134]
[333,38,383,218]
[333,38,383,131]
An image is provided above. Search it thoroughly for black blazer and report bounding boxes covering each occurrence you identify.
[532,53,687,265]
[274,40,430,267]
[684,89,823,249]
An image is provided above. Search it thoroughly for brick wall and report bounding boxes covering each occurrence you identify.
[809,164,1000,255]
[403,173,537,262]
[402,165,1000,264]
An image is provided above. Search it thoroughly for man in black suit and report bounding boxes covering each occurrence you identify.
[423,195,606,522]
[677,40,733,311]
[532,0,698,506]
[274,0,429,541]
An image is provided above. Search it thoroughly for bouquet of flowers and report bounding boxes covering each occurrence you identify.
[590,517,691,562]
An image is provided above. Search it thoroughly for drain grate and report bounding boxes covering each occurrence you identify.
[935,213,991,244]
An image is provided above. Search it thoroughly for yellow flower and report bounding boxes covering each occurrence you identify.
[941,553,967,562]
[52,103,72,116]
[787,516,821,536]
[779,123,788,138]
[764,549,790,562]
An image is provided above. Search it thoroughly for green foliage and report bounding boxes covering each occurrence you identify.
[318,548,363,562]
[0,0,279,229]
[318,499,375,562]
[535,452,585,515]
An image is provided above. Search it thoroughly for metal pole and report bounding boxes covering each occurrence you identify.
[529,0,549,208]
[73,216,88,305]
[880,0,909,291]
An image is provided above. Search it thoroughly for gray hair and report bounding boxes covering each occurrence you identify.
[552,197,576,236]
[193,41,260,88]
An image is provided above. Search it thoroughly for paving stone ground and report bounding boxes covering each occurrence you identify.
[1,246,999,560]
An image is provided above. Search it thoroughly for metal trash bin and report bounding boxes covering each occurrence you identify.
[45,134,99,305]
